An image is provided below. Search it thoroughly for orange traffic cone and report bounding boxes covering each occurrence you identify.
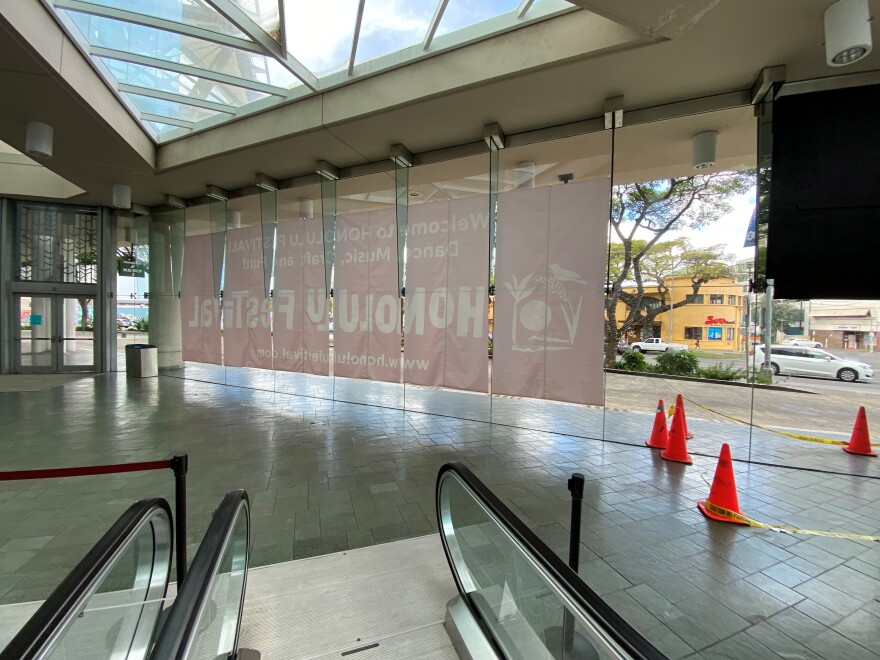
[698,444,748,524]
[843,407,877,457]
[661,405,693,464]
[676,394,694,440]
[645,400,669,450]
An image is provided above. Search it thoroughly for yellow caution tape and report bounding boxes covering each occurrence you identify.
[702,500,880,542]
[664,382,879,448]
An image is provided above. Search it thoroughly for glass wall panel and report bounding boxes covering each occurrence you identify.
[749,97,877,478]
[149,204,185,373]
[115,211,150,367]
[333,171,403,409]
[180,199,225,384]
[606,107,757,466]
[489,131,612,440]
[223,190,275,390]
[403,154,493,424]
[273,183,333,401]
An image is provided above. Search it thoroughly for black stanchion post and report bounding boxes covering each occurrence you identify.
[563,472,585,658]
[170,453,188,585]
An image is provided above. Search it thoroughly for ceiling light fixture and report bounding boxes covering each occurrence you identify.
[825,0,873,66]
[112,183,132,209]
[692,131,718,170]
[25,121,53,158]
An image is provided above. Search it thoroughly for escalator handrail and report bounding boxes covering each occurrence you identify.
[436,463,664,660]
[149,489,250,660]
[1,498,173,660]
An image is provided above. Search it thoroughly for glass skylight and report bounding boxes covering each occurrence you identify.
[47,0,576,142]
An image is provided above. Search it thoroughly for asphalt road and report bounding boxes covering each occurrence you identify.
[642,349,878,397]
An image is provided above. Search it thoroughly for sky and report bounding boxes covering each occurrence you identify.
[617,187,757,263]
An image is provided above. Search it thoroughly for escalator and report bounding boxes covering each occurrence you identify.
[0,491,250,660]
[437,463,663,659]
[4,467,661,659]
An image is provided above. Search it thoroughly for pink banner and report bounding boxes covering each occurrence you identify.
[273,218,330,375]
[493,180,608,405]
[221,225,272,369]
[404,196,490,392]
[334,209,400,383]
[181,233,221,364]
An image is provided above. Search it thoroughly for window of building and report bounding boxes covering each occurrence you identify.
[726,327,735,340]
[684,327,703,340]
[728,295,736,305]
[688,294,704,304]
[710,294,724,304]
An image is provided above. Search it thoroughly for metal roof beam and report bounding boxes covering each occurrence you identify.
[423,0,450,50]
[118,83,237,114]
[348,0,366,76]
[203,0,319,91]
[90,46,288,96]
[517,0,536,19]
[53,0,263,54]
[140,113,195,129]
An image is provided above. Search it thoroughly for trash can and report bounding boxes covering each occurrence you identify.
[125,344,158,378]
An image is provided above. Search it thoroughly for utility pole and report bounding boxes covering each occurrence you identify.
[763,279,774,369]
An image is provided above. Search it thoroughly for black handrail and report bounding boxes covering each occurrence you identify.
[149,490,250,660]
[436,463,664,660]
[1,498,173,660]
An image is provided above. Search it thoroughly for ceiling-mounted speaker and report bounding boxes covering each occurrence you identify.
[825,0,873,66]
[692,131,718,170]
[112,183,132,209]
[25,121,53,158]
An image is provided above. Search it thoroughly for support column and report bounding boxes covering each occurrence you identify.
[149,208,183,369]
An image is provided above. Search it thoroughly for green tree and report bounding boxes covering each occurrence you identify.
[604,172,753,366]
[771,300,803,334]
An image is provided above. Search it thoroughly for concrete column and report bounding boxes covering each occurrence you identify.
[148,216,182,369]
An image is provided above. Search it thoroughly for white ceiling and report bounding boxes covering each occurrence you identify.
[0,0,878,207]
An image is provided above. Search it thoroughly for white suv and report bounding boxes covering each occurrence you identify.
[755,345,873,383]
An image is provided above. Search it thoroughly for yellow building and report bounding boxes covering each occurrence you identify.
[617,276,747,351]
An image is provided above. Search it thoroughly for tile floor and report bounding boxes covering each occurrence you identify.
[0,373,878,658]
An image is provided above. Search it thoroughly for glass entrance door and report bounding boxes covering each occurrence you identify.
[15,295,96,373]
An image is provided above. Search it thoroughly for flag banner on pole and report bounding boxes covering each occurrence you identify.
[181,233,222,364]
[221,224,273,369]
[334,209,401,383]
[744,207,757,248]
[493,180,608,405]
[404,196,491,392]
[273,218,330,375]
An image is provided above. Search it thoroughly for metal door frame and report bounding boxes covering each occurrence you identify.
[12,290,98,373]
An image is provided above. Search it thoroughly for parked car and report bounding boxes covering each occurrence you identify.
[783,338,823,348]
[630,337,688,353]
[616,338,629,355]
[117,316,132,329]
[755,345,873,382]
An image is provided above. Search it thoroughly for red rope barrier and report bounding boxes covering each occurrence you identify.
[0,459,172,481]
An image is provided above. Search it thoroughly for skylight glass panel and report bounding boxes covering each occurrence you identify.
[283,0,358,76]
[99,58,271,106]
[435,0,521,37]
[72,0,250,39]
[229,0,282,43]
[146,121,181,135]
[354,0,436,66]
[126,93,223,122]
[69,12,300,88]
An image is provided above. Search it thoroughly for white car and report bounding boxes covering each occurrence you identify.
[783,338,823,348]
[755,345,873,383]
